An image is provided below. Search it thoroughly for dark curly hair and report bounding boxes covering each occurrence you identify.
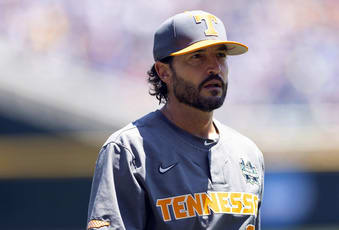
[147,56,173,104]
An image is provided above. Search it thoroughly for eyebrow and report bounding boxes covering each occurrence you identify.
[192,49,204,53]
[217,45,228,51]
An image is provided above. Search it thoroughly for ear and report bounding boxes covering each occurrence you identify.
[155,61,172,84]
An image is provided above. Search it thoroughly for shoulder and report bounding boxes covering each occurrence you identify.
[215,120,256,147]
[103,111,161,147]
[215,120,264,161]
[97,112,161,170]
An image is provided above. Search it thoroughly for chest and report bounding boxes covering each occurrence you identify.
[141,144,261,227]
[143,142,262,198]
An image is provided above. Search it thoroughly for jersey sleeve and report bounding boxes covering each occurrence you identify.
[87,142,148,230]
[255,149,265,230]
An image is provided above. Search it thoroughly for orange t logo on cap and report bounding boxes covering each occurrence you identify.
[193,13,219,36]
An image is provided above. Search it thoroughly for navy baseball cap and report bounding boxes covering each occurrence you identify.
[153,10,248,61]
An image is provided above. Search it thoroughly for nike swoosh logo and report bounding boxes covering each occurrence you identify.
[159,163,177,174]
[204,140,215,146]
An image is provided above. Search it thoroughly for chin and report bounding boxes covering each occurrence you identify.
[202,94,223,101]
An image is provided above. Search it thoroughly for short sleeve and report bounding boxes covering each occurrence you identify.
[87,142,148,230]
[255,149,265,229]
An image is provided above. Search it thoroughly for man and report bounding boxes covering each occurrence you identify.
[87,10,264,230]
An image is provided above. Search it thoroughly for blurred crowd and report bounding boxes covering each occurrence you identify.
[1,0,339,105]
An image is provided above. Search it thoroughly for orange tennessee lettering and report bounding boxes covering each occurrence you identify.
[217,192,231,213]
[157,192,258,222]
[201,192,220,215]
[242,193,254,215]
[193,13,219,36]
[186,193,203,217]
[230,192,242,214]
[172,195,188,219]
[156,198,172,221]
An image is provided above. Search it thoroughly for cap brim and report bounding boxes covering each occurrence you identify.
[170,40,248,56]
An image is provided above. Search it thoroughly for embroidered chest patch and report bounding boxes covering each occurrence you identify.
[239,158,259,185]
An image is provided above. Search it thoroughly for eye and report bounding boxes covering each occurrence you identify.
[191,53,202,59]
[217,52,227,58]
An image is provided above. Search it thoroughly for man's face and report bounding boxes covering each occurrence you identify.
[169,45,229,112]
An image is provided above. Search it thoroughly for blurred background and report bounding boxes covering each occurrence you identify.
[1,0,339,229]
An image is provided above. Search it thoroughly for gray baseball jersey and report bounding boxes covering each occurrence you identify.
[87,110,264,230]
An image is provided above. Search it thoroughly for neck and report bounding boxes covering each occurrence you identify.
[161,101,218,140]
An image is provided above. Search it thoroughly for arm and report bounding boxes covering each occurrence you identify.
[87,142,148,230]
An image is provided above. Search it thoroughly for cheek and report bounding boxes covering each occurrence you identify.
[168,78,176,93]
[221,63,229,79]
[176,69,203,86]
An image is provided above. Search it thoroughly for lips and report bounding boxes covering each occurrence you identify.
[203,80,222,88]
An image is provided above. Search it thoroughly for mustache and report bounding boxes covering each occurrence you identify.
[199,74,225,90]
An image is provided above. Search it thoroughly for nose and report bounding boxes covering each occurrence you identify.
[207,56,222,75]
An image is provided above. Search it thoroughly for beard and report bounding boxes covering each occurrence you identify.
[171,69,228,112]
